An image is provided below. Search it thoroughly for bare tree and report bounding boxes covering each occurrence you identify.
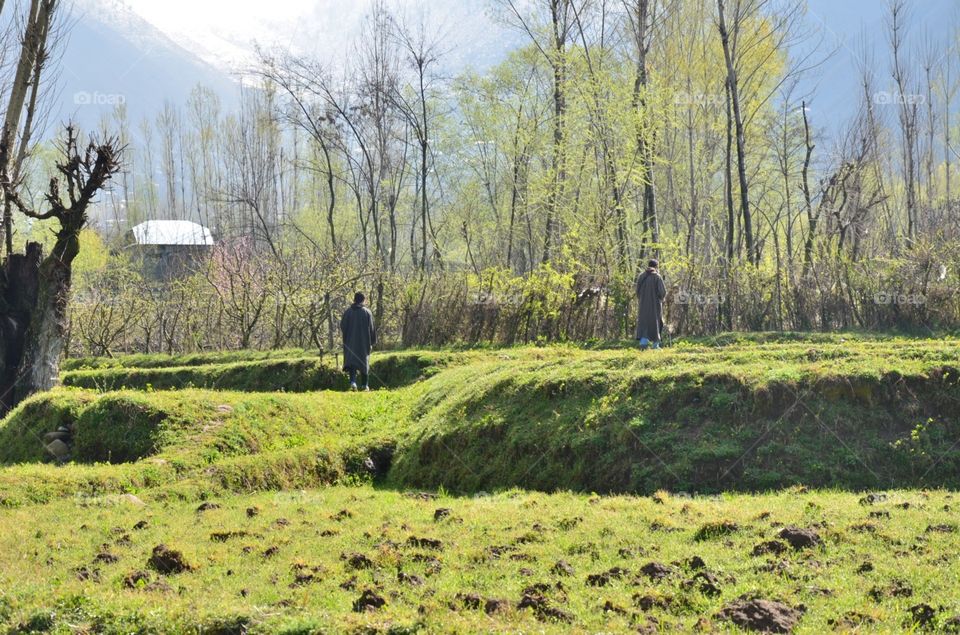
[888,0,918,243]
[716,0,756,265]
[0,126,121,409]
[1,0,59,255]
[625,0,661,258]
[391,8,445,271]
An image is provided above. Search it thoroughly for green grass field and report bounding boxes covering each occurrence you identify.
[0,334,958,632]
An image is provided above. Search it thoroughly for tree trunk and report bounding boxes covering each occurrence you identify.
[717,0,756,265]
[801,101,817,277]
[15,232,77,404]
[542,1,567,264]
[0,243,40,412]
[633,0,659,258]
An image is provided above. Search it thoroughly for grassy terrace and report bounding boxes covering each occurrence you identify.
[0,334,958,631]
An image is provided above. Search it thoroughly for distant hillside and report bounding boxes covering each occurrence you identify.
[48,0,958,142]
[55,0,239,135]
[54,0,520,136]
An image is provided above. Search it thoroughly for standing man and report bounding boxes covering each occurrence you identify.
[340,292,377,391]
[635,259,666,350]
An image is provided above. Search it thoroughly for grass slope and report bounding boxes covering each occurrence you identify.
[389,341,960,493]
[0,388,406,506]
[0,337,957,506]
[61,351,460,392]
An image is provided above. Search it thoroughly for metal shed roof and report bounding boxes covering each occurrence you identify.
[131,220,214,246]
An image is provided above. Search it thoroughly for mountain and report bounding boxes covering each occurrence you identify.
[53,0,518,136]
[50,0,957,143]
[800,0,956,138]
[52,0,238,135]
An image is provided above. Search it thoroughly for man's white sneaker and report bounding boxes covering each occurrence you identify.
[350,383,358,391]
[363,386,370,392]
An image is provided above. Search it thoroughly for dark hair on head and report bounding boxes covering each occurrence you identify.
[353,292,365,304]
[648,259,659,269]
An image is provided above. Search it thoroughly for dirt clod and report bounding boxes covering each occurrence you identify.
[638,561,673,581]
[859,493,887,505]
[210,531,249,542]
[259,545,279,559]
[828,611,875,630]
[75,566,100,583]
[683,571,722,596]
[694,520,739,541]
[869,579,913,602]
[398,571,424,586]
[753,540,789,556]
[407,536,443,550]
[93,551,119,564]
[907,603,937,628]
[122,570,151,589]
[717,597,802,633]
[343,552,374,570]
[777,527,822,550]
[518,592,573,623]
[634,593,672,611]
[456,592,483,610]
[586,567,629,587]
[352,589,386,612]
[687,555,706,569]
[147,545,193,574]
[602,600,627,615]
[925,524,956,534]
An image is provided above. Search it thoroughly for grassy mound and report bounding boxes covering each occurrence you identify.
[61,351,459,393]
[1,336,958,503]
[388,340,960,493]
[0,387,409,505]
[61,348,319,371]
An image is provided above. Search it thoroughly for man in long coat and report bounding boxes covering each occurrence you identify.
[340,292,377,390]
[635,259,666,349]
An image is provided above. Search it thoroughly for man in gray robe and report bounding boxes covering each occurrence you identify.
[340,292,377,390]
[635,259,666,349]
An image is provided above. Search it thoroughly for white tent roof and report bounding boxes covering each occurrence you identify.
[131,220,214,246]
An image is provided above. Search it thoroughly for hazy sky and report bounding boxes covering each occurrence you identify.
[125,0,314,33]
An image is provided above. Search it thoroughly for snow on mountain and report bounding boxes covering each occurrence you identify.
[53,0,518,134]
[57,0,239,133]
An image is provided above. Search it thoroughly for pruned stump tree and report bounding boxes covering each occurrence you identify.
[0,126,121,414]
